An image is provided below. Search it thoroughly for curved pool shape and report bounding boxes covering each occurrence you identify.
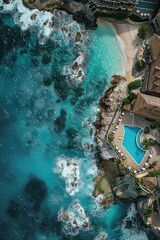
[122,125,146,164]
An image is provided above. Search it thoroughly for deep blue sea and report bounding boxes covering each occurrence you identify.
[0,1,154,239]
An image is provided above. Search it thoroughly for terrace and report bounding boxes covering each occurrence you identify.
[108,110,160,177]
[132,0,157,20]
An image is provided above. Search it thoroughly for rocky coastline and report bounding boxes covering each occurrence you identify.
[94,75,139,206]
[94,75,159,239]
[21,0,97,29]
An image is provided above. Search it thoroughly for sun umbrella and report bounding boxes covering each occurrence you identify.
[118,119,121,122]
[149,154,152,158]
[121,112,124,116]
[142,167,145,171]
[128,166,131,170]
[112,131,116,134]
[145,162,148,166]
[116,126,118,129]
[121,153,123,156]
[133,170,137,174]
[118,150,121,153]
[116,147,118,150]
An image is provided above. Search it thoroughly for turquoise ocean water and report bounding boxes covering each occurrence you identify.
[0,1,153,239]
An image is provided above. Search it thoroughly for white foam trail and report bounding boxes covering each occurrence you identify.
[54,155,83,196]
[58,200,90,236]
[121,203,148,240]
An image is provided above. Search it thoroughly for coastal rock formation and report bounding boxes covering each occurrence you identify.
[95,75,128,161]
[113,174,138,200]
[22,0,97,28]
[95,76,139,203]
[136,195,149,219]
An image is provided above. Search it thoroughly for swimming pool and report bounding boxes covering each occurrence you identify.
[137,1,156,10]
[122,125,146,164]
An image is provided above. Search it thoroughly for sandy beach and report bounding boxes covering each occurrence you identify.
[98,18,143,81]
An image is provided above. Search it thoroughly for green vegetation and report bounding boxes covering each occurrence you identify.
[138,25,149,39]
[135,60,145,71]
[148,161,160,172]
[144,205,154,223]
[128,79,142,91]
[95,12,128,20]
[108,134,114,143]
[142,138,157,150]
[123,92,137,105]
[150,120,160,130]
[144,127,150,134]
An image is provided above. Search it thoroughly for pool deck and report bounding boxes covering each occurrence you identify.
[109,111,159,175]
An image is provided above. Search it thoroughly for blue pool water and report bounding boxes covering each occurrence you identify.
[122,125,146,165]
[137,1,156,10]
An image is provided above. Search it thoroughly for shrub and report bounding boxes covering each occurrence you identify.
[128,79,142,91]
[138,25,149,39]
[128,92,137,101]
[123,93,137,105]
[108,134,114,143]
[135,60,145,71]
[148,169,160,177]
[123,97,131,105]
[142,138,157,149]
[144,127,149,134]
[150,121,158,129]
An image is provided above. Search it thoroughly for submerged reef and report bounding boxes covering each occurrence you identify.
[24,175,48,209]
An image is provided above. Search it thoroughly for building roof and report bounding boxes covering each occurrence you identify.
[133,93,160,120]
[143,34,160,96]
[150,34,160,61]
[143,177,157,191]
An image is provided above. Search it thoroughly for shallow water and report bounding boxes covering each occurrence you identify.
[0,2,151,239]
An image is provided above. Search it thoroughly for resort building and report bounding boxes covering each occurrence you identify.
[152,12,160,35]
[133,93,160,120]
[133,0,158,20]
[142,34,160,97]
[90,0,138,15]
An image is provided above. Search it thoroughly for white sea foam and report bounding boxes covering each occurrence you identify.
[94,232,108,240]
[63,51,86,86]
[54,155,83,196]
[121,203,148,240]
[58,200,90,236]
[0,0,87,45]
